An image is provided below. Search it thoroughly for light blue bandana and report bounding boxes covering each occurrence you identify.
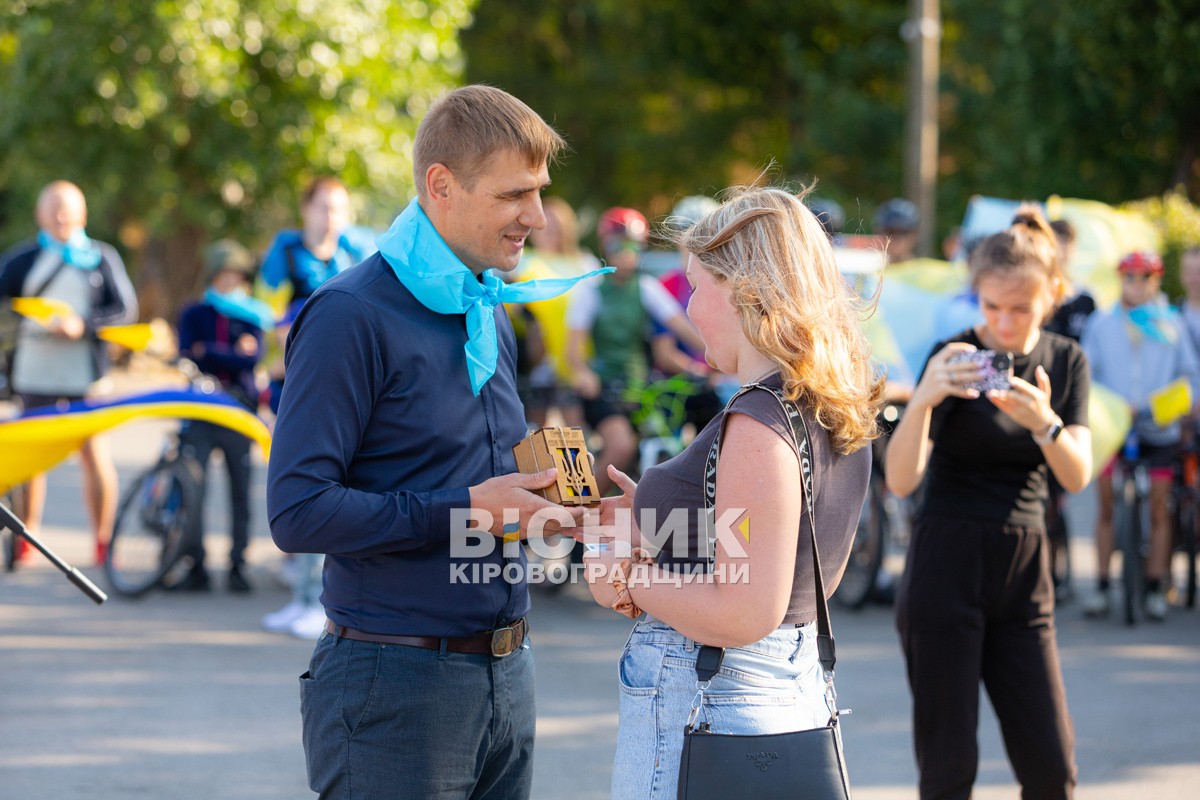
[1126,303,1178,346]
[378,199,612,395]
[38,229,102,270]
[203,288,276,332]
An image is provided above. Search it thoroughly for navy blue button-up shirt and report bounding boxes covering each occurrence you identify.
[267,253,530,636]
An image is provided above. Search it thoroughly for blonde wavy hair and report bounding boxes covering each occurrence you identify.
[677,186,883,454]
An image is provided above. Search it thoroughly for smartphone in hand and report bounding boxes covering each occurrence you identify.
[947,349,1013,392]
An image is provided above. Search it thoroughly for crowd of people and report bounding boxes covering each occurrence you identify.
[1,82,1198,800]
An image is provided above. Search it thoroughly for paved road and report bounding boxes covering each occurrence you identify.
[1,422,1198,799]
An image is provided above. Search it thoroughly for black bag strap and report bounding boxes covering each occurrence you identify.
[28,255,71,301]
[696,382,836,680]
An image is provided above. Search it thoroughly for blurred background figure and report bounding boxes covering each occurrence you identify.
[806,196,847,245]
[874,197,921,266]
[1042,217,1097,602]
[257,176,370,639]
[1082,250,1200,621]
[565,206,702,493]
[1179,246,1200,349]
[511,196,600,428]
[0,180,137,566]
[173,239,272,594]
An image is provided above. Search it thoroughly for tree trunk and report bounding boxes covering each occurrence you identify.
[137,222,206,325]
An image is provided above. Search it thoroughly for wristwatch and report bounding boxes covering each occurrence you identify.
[1033,417,1064,445]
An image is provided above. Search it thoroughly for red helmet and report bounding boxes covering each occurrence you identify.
[1118,251,1163,275]
[597,207,649,244]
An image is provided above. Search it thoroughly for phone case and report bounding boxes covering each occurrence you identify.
[947,349,1012,392]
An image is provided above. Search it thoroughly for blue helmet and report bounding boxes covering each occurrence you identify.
[873,198,920,234]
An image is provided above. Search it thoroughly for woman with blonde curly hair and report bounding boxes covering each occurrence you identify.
[577,186,883,799]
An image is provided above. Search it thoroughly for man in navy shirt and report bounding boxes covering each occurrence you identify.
[268,85,586,799]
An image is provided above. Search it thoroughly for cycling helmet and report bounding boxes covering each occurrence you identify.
[806,197,846,236]
[597,207,649,244]
[1118,250,1164,275]
[667,195,719,230]
[873,198,920,234]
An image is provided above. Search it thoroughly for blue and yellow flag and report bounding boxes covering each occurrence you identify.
[0,389,271,493]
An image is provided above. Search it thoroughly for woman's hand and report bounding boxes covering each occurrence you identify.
[988,364,1056,432]
[910,342,982,409]
[572,464,643,553]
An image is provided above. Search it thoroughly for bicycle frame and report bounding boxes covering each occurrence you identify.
[1112,455,1151,626]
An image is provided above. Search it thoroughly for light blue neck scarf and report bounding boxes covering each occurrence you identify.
[1125,303,1178,346]
[378,199,612,395]
[203,288,276,332]
[38,229,102,270]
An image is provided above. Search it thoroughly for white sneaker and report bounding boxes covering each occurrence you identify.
[1144,591,1168,622]
[288,606,328,641]
[261,601,309,633]
[1082,592,1110,618]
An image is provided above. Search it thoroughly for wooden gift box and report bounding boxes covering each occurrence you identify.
[512,427,601,507]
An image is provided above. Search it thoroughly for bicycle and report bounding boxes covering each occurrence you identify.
[103,359,219,598]
[104,428,205,598]
[835,401,912,610]
[1111,434,1152,626]
[619,372,711,473]
[1170,440,1199,610]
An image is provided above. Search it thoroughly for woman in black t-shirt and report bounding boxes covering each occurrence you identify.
[885,206,1092,800]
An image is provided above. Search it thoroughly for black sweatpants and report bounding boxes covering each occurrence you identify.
[180,420,253,569]
[895,515,1076,800]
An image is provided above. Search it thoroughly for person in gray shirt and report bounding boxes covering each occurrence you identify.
[0,180,138,565]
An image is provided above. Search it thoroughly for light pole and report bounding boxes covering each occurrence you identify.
[902,0,941,258]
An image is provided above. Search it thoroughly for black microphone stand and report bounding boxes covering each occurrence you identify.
[0,501,107,604]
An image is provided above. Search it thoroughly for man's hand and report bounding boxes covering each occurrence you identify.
[468,468,585,539]
[235,333,259,356]
[48,312,85,341]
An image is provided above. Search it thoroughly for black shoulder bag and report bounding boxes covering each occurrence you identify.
[676,384,852,800]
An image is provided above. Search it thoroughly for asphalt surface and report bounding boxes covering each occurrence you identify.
[1,419,1198,799]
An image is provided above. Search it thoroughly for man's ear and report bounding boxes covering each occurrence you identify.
[424,163,454,209]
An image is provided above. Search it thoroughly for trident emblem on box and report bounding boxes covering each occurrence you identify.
[512,427,601,507]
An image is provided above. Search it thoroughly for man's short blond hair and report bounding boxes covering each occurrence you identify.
[413,85,565,199]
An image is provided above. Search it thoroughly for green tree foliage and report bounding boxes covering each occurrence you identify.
[1123,189,1200,299]
[940,0,1200,218]
[462,0,910,233]
[463,0,1200,245]
[0,0,474,318]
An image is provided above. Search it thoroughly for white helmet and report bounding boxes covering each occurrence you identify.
[667,195,719,231]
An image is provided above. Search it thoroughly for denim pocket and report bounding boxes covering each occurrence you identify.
[618,642,661,697]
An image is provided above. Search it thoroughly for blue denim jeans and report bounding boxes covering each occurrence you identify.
[611,616,829,800]
[299,631,535,799]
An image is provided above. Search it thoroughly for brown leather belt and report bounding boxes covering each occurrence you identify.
[323,617,528,657]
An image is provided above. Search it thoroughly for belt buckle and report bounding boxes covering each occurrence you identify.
[490,620,523,658]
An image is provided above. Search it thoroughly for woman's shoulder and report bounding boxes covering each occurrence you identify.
[1038,329,1086,362]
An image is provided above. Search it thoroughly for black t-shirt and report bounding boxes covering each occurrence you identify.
[920,329,1090,528]
[1044,290,1097,342]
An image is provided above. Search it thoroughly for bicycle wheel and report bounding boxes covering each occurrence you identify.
[835,473,886,610]
[1180,499,1198,609]
[1117,478,1143,626]
[105,458,201,598]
